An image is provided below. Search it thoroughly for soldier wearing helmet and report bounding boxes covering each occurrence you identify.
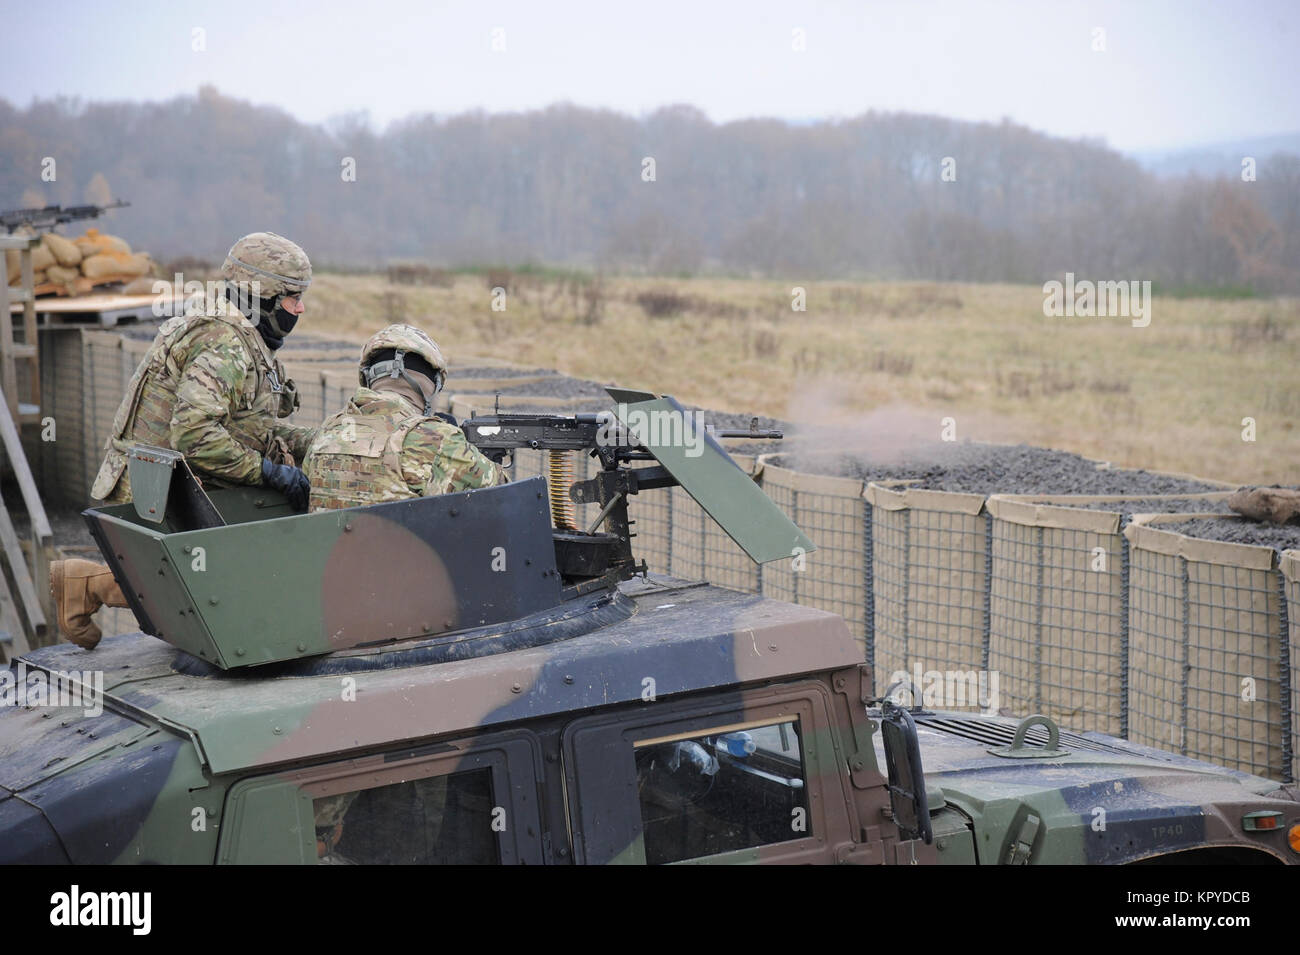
[51,233,319,650]
[302,324,507,511]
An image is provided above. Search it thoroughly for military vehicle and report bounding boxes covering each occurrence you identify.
[0,389,1297,864]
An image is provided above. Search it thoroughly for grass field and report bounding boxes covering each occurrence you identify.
[303,272,1300,486]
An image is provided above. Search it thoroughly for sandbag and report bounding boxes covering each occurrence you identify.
[122,276,160,295]
[31,269,47,286]
[74,227,131,256]
[46,265,80,284]
[80,251,149,279]
[31,244,55,272]
[1229,486,1300,525]
[41,232,82,267]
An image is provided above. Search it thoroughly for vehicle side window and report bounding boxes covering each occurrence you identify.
[563,687,847,865]
[314,767,498,865]
[218,731,546,864]
[636,719,808,865]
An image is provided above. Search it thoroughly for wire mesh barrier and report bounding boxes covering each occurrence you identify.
[39,327,91,506]
[1279,550,1299,784]
[757,459,867,659]
[984,493,1233,738]
[1124,514,1289,780]
[866,482,989,700]
[986,497,1125,735]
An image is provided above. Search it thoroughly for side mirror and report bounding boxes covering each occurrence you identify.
[879,701,932,845]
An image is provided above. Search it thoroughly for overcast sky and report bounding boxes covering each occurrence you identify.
[3,0,1295,152]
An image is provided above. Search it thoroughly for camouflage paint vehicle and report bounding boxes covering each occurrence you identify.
[1,391,1297,865]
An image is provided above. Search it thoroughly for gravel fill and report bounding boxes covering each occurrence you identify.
[1069,496,1233,526]
[1070,497,1229,512]
[453,366,559,379]
[770,443,1225,496]
[488,378,614,399]
[470,401,610,415]
[1155,518,1300,552]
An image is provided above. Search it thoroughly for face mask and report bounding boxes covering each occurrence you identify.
[255,296,299,350]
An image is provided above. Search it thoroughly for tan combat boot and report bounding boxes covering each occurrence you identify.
[49,559,128,650]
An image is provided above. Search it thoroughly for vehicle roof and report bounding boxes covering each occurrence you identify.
[18,576,860,775]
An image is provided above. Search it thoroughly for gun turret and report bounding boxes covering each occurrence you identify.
[1,200,130,234]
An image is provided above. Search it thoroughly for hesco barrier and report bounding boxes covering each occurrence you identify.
[985,492,1232,738]
[758,458,867,660]
[1278,550,1299,785]
[1124,514,1289,780]
[865,481,988,699]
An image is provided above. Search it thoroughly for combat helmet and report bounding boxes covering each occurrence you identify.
[360,324,448,415]
[220,232,312,298]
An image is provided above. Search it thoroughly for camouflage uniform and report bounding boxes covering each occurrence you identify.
[304,387,507,510]
[90,291,314,504]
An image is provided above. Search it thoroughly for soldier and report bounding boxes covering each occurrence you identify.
[303,324,507,510]
[50,232,319,650]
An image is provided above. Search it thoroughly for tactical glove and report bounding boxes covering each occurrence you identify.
[432,411,458,426]
[261,456,311,512]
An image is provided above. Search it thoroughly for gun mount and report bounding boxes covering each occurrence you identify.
[463,388,809,591]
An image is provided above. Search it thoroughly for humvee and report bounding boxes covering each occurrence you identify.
[0,391,1296,865]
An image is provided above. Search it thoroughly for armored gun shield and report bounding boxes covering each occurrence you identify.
[84,461,562,668]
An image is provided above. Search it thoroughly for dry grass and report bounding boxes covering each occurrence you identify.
[302,273,1300,485]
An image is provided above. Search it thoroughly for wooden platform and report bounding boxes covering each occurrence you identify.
[8,291,187,314]
[8,290,201,329]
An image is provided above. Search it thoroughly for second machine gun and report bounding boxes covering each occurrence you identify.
[462,393,782,591]
[1,200,130,234]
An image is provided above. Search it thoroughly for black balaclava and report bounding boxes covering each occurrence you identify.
[224,284,299,351]
[255,298,299,351]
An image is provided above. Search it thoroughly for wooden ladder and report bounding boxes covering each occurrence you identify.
[0,398,53,660]
[0,235,53,660]
[1,234,41,428]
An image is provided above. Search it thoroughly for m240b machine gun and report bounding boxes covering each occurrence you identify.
[462,387,809,591]
[1,200,129,234]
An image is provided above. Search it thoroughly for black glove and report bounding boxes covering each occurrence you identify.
[261,456,311,512]
[432,411,458,426]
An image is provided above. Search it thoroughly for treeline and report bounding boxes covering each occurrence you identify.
[2,86,1298,292]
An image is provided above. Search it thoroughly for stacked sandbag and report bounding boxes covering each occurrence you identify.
[81,250,151,279]
[43,232,81,268]
[7,227,156,292]
[73,227,131,257]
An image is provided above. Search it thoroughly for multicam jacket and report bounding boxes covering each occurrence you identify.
[303,387,508,511]
[90,292,315,504]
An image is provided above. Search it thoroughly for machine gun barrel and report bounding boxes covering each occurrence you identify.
[462,411,782,453]
[1,199,130,234]
[709,427,783,440]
